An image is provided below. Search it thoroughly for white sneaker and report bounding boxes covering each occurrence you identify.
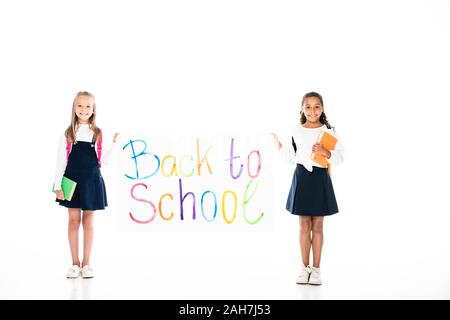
[66,265,81,278]
[81,265,94,278]
[308,267,322,285]
[296,264,311,284]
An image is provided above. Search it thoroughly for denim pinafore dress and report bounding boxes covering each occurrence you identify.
[57,137,108,211]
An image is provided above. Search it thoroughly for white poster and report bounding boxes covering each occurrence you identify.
[116,133,274,231]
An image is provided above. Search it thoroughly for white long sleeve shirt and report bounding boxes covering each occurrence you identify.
[54,124,117,190]
[280,124,344,172]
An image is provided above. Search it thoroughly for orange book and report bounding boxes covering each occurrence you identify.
[311,131,337,168]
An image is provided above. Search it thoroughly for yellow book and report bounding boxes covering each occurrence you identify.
[311,131,337,170]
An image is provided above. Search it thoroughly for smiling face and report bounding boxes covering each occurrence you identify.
[74,95,95,124]
[302,96,323,124]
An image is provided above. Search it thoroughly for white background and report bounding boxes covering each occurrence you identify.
[0,0,449,299]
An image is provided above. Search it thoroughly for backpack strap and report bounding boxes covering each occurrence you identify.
[96,131,103,167]
[291,136,297,154]
[66,137,72,161]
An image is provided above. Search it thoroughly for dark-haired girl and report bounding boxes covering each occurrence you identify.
[272,92,344,285]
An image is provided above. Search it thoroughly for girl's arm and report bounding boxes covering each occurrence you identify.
[101,133,120,165]
[272,133,296,164]
[54,134,67,191]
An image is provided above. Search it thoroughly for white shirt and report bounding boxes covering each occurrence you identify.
[280,124,344,172]
[54,124,117,190]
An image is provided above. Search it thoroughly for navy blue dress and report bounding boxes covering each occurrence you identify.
[57,139,108,211]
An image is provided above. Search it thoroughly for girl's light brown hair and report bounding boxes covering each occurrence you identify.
[65,91,101,143]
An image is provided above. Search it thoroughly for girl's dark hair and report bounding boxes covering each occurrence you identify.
[300,91,333,129]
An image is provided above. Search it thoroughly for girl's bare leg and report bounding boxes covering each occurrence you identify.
[81,211,95,267]
[299,216,312,266]
[311,216,324,268]
[68,208,82,266]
